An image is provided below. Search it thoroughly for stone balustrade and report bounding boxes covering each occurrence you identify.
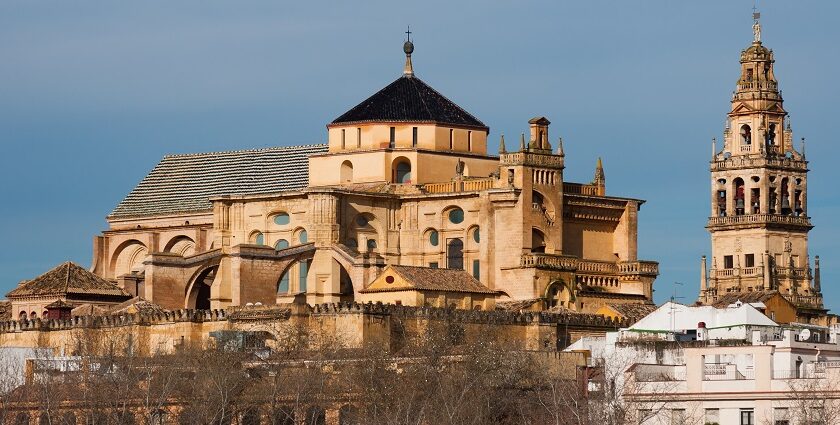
[562,183,599,196]
[711,154,807,171]
[707,213,812,228]
[422,178,495,194]
[520,254,659,277]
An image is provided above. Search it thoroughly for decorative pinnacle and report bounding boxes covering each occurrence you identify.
[712,137,717,160]
[557,137,564,156]
[403,26,414,77]
[519,133,526,152]
[499,134,506,154]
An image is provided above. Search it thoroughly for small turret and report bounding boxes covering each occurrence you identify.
[593,157,605,195]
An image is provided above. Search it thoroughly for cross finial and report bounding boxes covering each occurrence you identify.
[405,26,412,42]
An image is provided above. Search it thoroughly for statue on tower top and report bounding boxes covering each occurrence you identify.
[752,9,762,43]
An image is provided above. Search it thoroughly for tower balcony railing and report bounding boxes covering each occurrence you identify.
[775,266,809,279]
[711,154,807,171]
[707,213,812,228]
[737,81,778,92]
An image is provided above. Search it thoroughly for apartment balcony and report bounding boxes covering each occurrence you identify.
[704,363,755,380]
[707,213,812,229]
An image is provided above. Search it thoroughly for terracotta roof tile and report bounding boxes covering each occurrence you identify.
[6,262,130,298]
[331,76,487,130]
[109,297,167,315]
[711,290,782,308]
[0,301,9,320]
[604,303,658,320]
[361,265,496,294]
[109,144,328,219]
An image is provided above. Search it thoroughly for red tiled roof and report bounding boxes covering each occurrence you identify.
[7,262,129,298]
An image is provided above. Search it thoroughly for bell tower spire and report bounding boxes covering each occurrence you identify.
[700,11,826,323]
[403,26,414,77]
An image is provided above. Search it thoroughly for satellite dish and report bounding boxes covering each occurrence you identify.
[799,329,811,341]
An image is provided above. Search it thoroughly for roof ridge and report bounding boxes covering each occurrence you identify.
[162,143,328,159]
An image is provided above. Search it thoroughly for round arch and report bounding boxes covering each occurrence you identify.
[545,280,573,309]
[163,235,196,257]
[185,265,218,310]
[391,157,412,184]
[340,160,354,184]
[532,228,547,253]
[110,240,148,278]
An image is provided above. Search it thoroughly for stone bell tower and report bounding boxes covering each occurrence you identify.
[699,12,827,322]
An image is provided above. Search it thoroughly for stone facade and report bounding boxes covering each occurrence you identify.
[698,19,832,325]
[79,42,657,315]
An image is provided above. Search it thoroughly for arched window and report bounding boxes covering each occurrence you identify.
[275,239,290,250]
[393,159,412,184]
[278,271,290,294]
[340,160,354,183]
[733,178,745,216]
[297,229,308,244]
[18,311,26,321]
[366,239,377,250]
[766,123,777,146]
[472,227,480,243]
[740,124,752,145]
[299,259,311,292]
[273,212,291,226]
[251,231,265,245]
[532,229,546,253]
[447,238,464,270]
[30,311,37,320]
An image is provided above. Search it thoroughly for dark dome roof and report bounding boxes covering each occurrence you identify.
[330,75,487,130]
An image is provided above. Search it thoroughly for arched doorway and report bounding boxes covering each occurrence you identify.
[447,238,464,270]
[187,266,217,310]
[392,158,412,184]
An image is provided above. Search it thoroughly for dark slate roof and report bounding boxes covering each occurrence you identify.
[712,290,785,308]
[7,262,130,298]
[110,144,328,219]
[361,265,496,294]
[330,76,487,129]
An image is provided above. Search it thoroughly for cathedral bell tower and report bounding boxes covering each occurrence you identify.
[699,13,826,322]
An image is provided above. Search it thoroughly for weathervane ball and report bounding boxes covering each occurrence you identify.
[403,40,414,55]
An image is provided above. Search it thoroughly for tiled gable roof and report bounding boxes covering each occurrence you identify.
[331,76,488,130]
[6,262,129,298]
[109,297,167,315]
[711,290,784,308]
[361,265,496,294]
[109,144,328,219]
[604,303,658,321]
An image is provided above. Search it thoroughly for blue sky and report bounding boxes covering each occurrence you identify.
[1,1,839,306]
